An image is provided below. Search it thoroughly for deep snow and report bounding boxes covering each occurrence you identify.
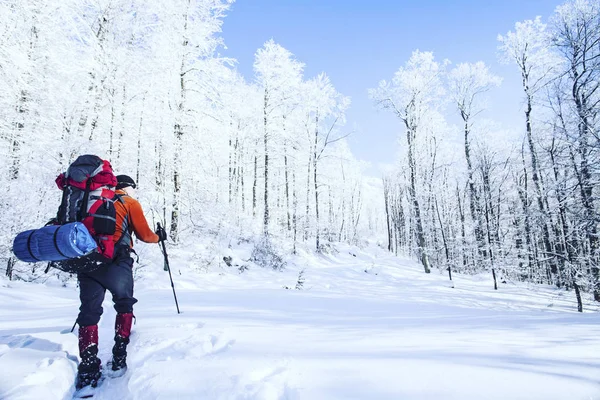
[1,242,599,400]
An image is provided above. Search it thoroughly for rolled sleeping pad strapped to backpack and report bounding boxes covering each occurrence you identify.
[12,222,98,263]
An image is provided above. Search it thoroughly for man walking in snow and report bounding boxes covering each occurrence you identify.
[76,174,167,390]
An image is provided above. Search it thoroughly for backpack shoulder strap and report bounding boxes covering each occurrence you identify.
[114,193,127,204]
[77,179,93,221]
[113,193,133,250]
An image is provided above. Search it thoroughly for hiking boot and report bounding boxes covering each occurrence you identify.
[76,325,101,389]
[110,334,130,371]
[109,313,133,372]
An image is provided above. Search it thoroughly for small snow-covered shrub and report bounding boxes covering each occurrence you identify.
[237,236,252,245]
[319,242,338,254]
[295,269,305,289]
[283,269,305,290]
[4,257,74,285]
[238,264,249,273]
[250,235,286,270]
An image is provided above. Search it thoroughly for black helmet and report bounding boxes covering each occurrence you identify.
[116,175,136,190]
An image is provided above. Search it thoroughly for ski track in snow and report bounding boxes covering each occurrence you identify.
[1,244,600,399]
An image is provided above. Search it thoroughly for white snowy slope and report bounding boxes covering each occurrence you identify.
[1,243,599,400]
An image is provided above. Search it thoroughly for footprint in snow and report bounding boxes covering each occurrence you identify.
[132,329,235,367]
[234,365,298,400]
[191,333,236,357]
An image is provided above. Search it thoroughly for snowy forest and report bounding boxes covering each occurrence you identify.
[1,0,599,312]
[375,1,600,311]
[0,0,376,273]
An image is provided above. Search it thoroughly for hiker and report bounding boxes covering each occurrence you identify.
[76,174,167,389]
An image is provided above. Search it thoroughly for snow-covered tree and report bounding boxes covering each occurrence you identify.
[254,40,304,236]
[370,50,447,273]
[499,17,560,281]
[448,62,501,269]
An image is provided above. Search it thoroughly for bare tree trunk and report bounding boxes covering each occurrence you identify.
[339,163,347,243]
[275,162,281,216]
[108,90,116,157]
[253,144,257,217]
[117,84,126,159]
[263,88,270,235]
[313,112,320,251]
[171,2,191,242]
[435,198,451,281]
[456,185,468,270]
[393,213,398,255]
[10,89,27,181]
[524,91,558,278]
[397,188,406,253]
[5,257,15,280]
[284,142,291,231]
[155,137,167,223]
[283,114,291,232]
[239,139,245,213]
[404,122,431,273]
[484,182,497,289]
[292,169,298,253]
[573,281,583,312]
[155,142,163,188]
[305,141,312,242]
[480,153,500,287]
[576,135,599,300]
[171,123,183,241]
[517,162,534,276]
[384,178,393,252]
[328,187,334,241]
[513,208,525,276]
[463,120,486,263]
[232,138,238,210]
[550,138,584,310]
[353,185,362,242]
[228,122,233,204]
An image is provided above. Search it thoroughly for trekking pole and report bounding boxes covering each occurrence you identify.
[157,223,180,314]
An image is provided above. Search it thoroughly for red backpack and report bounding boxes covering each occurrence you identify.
[52,155,120,273]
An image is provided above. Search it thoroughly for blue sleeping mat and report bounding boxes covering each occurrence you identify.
[13,222,97,262]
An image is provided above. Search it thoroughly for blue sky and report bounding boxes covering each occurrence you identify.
[220,0,561,177]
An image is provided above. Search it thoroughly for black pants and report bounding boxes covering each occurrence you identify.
[77,250,137,327]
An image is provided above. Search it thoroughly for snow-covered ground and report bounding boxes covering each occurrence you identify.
[1,243,599,400]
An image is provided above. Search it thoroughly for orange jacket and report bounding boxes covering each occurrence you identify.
[114,190,159,247]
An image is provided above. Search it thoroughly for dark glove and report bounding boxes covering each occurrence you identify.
[155,225,167,242]
[45,217,58,226]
